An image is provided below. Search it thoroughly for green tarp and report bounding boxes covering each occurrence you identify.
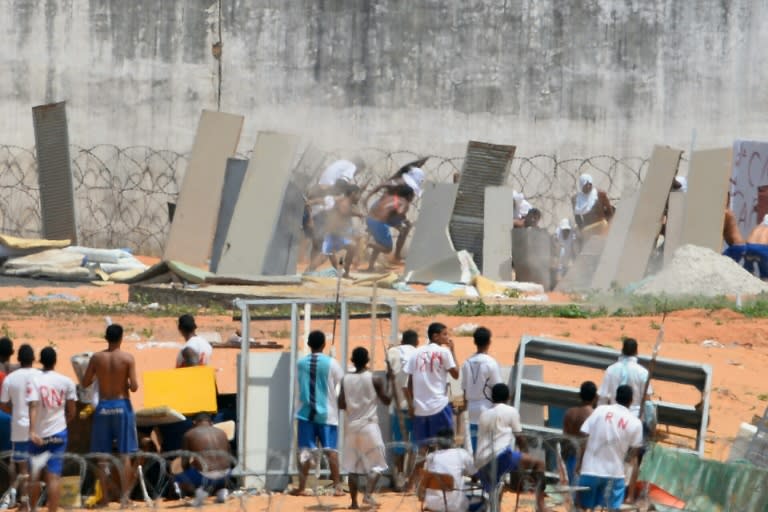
[639,444,768,511]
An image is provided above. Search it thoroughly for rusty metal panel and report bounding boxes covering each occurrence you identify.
[32,102,78,243]
[449,141,515,269]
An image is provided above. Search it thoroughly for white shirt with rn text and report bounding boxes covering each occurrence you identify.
[580,403,643,478]
[404,343,456,416]
[27,370,77,438]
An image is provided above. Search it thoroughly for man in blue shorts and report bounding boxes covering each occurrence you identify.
[386,329,418,489]
[578,385,643,511]
[83,324,139,506]
[0,344,40,507]
[365,184,414,271]
[404,323,458,490]
[474,384,549,511]
[293,331,344,496]
[28,347,77,512]
[174,413,232,504]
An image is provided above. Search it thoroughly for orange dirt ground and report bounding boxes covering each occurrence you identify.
[2,282,766,511]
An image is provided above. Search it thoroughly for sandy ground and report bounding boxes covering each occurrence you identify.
[1,282,765,510]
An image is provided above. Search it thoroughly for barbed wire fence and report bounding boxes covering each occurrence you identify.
[0,432,759,511]
[0,144,652,256]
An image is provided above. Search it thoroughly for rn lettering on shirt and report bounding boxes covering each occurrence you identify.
[38,385,66,408]
[603,411,631,430]
[416,350,449,372]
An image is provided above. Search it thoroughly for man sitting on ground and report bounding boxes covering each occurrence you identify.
[422,427,477,512]
[174,413,232,504]
[474,384,550,512]
[562,381,597,485]
[338,347,392,509]
[577,385,643,511]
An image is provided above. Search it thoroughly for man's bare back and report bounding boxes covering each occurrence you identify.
[183,423,231,473]
[84,348,138,400]
[724,209,746,245]
[563,404,593,437]
[748,222,768,245]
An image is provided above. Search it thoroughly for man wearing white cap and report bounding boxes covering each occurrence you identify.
[512,191,533,228]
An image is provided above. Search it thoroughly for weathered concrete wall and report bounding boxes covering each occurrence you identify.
[1,0,766,156]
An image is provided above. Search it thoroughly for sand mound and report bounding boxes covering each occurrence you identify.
[635,244,768,297]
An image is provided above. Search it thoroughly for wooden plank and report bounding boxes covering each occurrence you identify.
[679,148,732,252]
[593,146,682,289]
[163,110,244,267]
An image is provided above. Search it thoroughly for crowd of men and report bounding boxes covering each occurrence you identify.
[294,324,652,512]
[0,314,230,510]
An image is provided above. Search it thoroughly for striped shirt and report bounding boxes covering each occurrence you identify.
[296,353,344,426]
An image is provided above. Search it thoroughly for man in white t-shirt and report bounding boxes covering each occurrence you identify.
[27,347,77,512]
[404,323,458,448]
[578,385,643,511]
[175,314,213,367]
[460,327,502,452]
[422,427,477,512]
[386,329,418,486]
[404,322,458,492]
[0,344,41,503]
[599,338,653,424]
[474,384,549,512]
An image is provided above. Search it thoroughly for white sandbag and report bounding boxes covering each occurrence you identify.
[63,246,134,264]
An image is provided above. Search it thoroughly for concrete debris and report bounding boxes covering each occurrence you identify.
[700,340,724,348]
[634,244,768,297]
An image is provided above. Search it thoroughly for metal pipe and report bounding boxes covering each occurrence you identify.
[288,302,299,472]
[236,298,250,477]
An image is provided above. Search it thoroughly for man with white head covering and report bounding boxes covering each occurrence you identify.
[744,214,768,278]
[552,218,577,282]
[572,174,615,235]
[512,191,533,228]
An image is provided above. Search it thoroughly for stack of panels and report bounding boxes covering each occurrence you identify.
[449,141,515,269]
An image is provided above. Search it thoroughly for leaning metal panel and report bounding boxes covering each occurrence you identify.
[32,101,78,242]
[513,335,712,455]
[233,297,399,489]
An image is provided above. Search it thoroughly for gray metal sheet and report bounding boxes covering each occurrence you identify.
[512,228,552,289]
[217,132,305,276]
[663,191,686,267]
[679,148,732,252]
[591,189,640,290]
[164,110,244,266]
[482,186,515,281]
[405,182,460,282]
[449,141,515,269]
[593,146,682,289]
[210,158,248,273]
[32,102,78,243]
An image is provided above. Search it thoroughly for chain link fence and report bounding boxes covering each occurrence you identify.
[0,144,650,256]
[0,433,756,511]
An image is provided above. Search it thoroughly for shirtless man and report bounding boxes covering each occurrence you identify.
[722,208,746,263]
[82,324,139,506]
[562,381,597,485]
[174,413,232,503]
[320,184,364,277]
[365,184,414,271]
[745,214,768,278]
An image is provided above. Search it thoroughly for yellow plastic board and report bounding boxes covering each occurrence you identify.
[60,476,82,507]
[143,366,217,415]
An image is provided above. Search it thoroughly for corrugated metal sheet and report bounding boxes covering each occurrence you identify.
[449,141,515,268]
[747,406,768,469]
[32,102,78,243]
